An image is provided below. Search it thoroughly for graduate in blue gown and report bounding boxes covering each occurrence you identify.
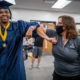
[0,1,40,80]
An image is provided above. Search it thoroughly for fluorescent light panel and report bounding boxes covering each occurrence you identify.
[52,0,72,9]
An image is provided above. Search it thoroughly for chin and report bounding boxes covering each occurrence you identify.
[1,20,9,23]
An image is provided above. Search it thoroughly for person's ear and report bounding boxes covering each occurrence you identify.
[9,9,12,19]
[10,11,12,19]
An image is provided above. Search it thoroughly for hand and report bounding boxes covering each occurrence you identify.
[47,37,57,44]
[25,27,33,40]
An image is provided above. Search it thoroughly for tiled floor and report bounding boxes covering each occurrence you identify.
[24,55,54,80]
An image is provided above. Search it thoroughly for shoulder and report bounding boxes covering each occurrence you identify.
[10,20,24,23]
[10,20,25,30]
[10,20,25,25]
[17,20,39,27]
[10,21,18,30]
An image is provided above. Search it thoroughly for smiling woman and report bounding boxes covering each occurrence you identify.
[0,9,11,24]
[0,1,41,80]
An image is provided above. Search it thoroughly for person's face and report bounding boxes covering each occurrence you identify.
[0,9,10,23]
[57,17,66,31]
[57,18,63,26]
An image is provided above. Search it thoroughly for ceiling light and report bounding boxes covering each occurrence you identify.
[52,0,72,9]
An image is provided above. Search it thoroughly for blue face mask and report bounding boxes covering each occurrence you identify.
[56,26,64,35]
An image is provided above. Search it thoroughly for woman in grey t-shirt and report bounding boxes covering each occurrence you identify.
[37,15,80,80]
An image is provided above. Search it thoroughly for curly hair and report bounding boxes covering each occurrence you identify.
[59,15,78,39]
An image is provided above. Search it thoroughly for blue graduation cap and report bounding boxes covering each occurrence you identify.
[0,0,13,9]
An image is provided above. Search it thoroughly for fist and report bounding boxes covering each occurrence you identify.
[25,27,33,40]
[48,37,57,44]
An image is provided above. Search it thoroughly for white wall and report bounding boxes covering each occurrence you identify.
[11,8,80,23]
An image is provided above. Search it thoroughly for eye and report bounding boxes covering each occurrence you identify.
[5,11,9,14]
[0,11,9,14]
[0,11,3,14]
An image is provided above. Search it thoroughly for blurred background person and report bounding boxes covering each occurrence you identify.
[31,33,44,69]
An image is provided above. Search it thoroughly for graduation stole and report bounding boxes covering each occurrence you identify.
[0,22,10,41]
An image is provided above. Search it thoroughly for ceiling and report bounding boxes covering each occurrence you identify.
[11,0,80,14]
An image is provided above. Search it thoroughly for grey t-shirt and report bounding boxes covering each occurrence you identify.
[46,29,80,77]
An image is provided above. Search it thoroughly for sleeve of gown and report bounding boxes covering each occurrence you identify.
[18,20,39,37]
[32,29,39,38]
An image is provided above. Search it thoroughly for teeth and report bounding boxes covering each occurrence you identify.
[2,17,7,18]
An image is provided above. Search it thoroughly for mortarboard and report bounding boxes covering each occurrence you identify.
[0,0,13,9]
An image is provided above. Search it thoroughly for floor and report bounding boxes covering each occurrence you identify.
[24,55,54,80]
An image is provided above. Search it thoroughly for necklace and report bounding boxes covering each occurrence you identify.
[0,22,10,47]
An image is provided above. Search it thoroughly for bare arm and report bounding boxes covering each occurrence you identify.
[37,25,57,44]
[25,27,33,40]
[36,25,49,40]
[26,24,57,44]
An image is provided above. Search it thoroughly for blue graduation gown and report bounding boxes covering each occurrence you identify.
[0,20,39,80]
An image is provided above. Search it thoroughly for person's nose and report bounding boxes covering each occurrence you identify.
[2,12,7,16]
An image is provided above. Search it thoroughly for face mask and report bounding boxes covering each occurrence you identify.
[56,26,64,35]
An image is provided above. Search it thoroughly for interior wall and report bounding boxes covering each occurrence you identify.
[11,8,80,23]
